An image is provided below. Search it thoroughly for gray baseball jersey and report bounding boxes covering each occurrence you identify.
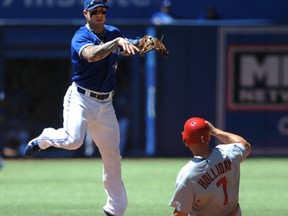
[169,143,247,216]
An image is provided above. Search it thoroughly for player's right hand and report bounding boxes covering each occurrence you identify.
[117,37,139,55]
[206,121,216,135]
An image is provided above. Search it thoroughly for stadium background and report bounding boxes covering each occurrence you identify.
[0,0,288,158]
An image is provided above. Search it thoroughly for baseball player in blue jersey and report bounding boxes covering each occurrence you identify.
[170,117,251,216]
[24,1,141,215]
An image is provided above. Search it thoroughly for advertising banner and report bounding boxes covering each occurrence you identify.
[218,27,288,156]
[0,0,158,19]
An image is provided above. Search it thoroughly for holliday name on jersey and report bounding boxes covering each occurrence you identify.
[197,159,232,189]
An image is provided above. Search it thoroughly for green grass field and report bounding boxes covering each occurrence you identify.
[0,158,288,216]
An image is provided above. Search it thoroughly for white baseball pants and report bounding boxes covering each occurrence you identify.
[37,83,128,216]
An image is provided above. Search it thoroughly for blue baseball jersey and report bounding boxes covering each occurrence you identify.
[71,24,123,92]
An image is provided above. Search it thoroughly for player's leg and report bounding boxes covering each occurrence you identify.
[24,85,88,157]
[89,102,127,216]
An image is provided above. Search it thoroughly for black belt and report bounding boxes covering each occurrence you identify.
[77,87,110,100]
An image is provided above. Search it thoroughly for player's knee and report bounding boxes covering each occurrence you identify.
[69,138,83,150]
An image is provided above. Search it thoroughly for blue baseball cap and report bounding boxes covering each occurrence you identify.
[162,0,171,7]
[84,0,109,11]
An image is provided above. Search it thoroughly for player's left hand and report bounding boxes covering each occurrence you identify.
[137,35,169,57]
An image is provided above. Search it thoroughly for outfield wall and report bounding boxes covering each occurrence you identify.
[0,21,287,157]
[155,24,288,157]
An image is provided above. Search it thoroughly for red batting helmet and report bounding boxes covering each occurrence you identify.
[182,117,210,145]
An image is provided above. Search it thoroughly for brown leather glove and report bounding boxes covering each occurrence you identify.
[137,35,169,57]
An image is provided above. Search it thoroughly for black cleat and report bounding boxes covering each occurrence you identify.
[103,209,115,216]
[24,139,41,158]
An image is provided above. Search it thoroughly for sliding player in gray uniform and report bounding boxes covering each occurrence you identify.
[170,117,251,216]
[24,0,140,216]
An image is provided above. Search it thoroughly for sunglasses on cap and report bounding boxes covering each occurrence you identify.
[85,0,108,11]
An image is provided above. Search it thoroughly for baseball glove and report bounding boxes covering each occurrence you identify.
[137,35,169,57]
